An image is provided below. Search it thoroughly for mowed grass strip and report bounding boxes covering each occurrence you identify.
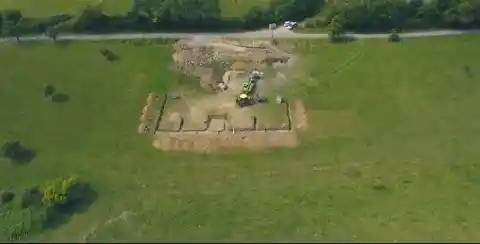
[1,35,480,241]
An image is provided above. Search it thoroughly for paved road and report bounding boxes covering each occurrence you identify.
[3,27,480,43]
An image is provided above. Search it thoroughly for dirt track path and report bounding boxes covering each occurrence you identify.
[3,27,480,44]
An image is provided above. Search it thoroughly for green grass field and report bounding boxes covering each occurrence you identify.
[0,0,270,18]
[0,0,132,17]
[1,35,480,241]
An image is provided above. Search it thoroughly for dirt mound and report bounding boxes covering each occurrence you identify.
[153,131,297,153]
[293,100,308,131]
[138,93,159,134]
[172,40,223,90]
[171,38,293,91]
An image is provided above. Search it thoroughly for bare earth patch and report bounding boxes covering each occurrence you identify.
[153,130,297,153]
[141,37,308,152]
[293,100,309,131]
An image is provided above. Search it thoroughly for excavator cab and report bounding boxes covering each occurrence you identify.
[236,93,252,108]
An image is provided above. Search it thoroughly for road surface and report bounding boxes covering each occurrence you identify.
[3,27,480,43]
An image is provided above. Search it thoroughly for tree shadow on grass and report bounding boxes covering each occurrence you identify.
[3,142,36,165]
[43,183,98,230]
[51,93,70,103]
[100,48,121,62]
[54,40,73,47]
[464,66,474,79]
[330,35,358,44]
[11,149,36,165]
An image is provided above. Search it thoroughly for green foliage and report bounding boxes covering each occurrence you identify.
[0,190,15,205]
[41,176,79,209]
[388,29,401,42]
[328,14,346,42]
[45,26,60,41]
[317,0,480,32]
[44,84,55,97]
[0,177,94,241]
[20,187,43,209]
[0,206,47,241]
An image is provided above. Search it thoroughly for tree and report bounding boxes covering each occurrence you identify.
[1,190,15,205]
[9,20,30,42]
[388,29,401,42]
[1,19,14,38]
[456,0,476,25]
[44,84,56,97]
[73,5,106,32]
[244,6,265,28]
[45,26,60,41]
[328,14,346,42]
[20,187,43,208]
[41,176,86,210]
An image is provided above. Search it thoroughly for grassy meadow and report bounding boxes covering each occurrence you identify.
[1,35,480,241]
[0,0,270,18]
[0,0,132,17]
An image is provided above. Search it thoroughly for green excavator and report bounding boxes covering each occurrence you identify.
[236,70,267,108]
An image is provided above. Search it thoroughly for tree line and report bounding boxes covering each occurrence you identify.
[0,0,479,39]
[308,0,480,33]
[0,0,324,38]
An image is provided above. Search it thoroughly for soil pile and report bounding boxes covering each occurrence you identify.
[171,38,292,91]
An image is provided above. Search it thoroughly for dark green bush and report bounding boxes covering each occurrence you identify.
[44,85,55,97]
[0,190,15,205]
[388,30,401,43]
[20,187,42,209]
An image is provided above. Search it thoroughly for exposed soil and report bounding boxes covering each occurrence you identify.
[293,100,309,132]
[144,38,308,152]
[153,130,297,153]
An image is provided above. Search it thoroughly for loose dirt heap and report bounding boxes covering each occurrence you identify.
[293,100,309,131]
[172,38,292,91]
[153,130,297,153]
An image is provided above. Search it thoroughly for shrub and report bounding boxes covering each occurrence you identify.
[40,175,92,212]
[1,190,15,205]
[20,187,43,209]
[100,48,119,62]
[388,30,401,42]
[1,206,47,241]
[44,84,55,97]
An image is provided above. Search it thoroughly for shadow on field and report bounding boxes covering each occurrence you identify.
[44,183,98,230]
[100,48,121,62]
[55,40,73,47]
[331,35,358,44]
[52,93,70,103]
[464,65,474,78]
[2,142,36,165]
[12,148,36,165]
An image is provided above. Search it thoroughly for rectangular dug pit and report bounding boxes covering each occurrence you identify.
[226,115,255,131]
[208,119,225,132]
[251,103,290,130]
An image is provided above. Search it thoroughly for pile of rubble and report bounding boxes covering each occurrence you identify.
[172,40,223,90]
[171,38,292,92]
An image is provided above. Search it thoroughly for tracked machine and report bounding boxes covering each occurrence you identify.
[236,70,268,108]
